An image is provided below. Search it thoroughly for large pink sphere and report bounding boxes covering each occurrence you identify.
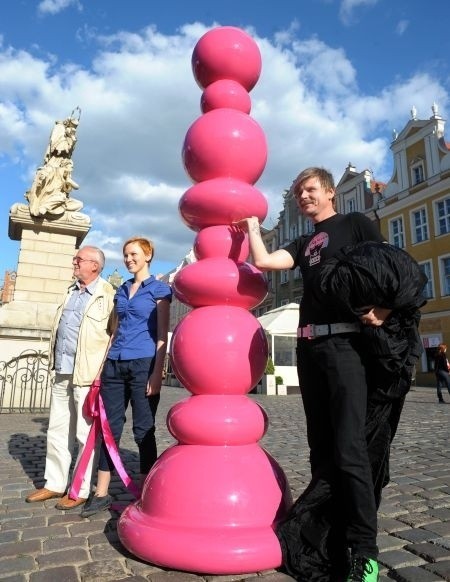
[179,177,268,231]
[201,79,252,113]
[170,306,268,395]
[183,109,267,184]
[194,225,249,261]
[192,26,262,91]
[172,258,267,309]
[167,395,268,445]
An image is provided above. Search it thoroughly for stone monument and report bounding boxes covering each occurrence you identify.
[0,108,91,362]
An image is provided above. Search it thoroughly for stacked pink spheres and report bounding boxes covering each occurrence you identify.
[118,26,292,575]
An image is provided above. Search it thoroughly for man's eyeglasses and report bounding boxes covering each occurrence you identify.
[72,257,97,265]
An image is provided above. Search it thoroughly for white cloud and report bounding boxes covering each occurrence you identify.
[38,0,82,15]
[339,0,379,26]
[0,23,448,274]
[396,20,409,36]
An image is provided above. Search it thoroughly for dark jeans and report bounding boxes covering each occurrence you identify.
[436,370,450,401]
[297,334,378,559]
[99,357,160,474]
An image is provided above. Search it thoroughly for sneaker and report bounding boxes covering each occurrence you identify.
[347,555,379,581]
[80,493,112,518]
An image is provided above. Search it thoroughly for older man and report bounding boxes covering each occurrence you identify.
[26,246,115,509]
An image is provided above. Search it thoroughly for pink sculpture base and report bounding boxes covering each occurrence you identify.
[118,443,292,574]
[119,518,281,574]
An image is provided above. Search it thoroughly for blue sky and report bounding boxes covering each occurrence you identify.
[1,0,449,283]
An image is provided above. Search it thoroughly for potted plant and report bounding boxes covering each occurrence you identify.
[261,356,277,394]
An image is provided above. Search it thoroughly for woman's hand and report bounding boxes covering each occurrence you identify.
[359,306,392,327]
[146,372,162,396]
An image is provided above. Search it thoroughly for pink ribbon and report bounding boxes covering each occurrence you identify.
[69,393,141,500]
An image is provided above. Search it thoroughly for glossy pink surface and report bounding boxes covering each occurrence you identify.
[167,395,268,445]
[173,258,267,309]
[201,79,252,113]
[118,444,291,574]
[118,25,291,575]
[183,109,267,184]
[192,26,262,91]
[194,225,249,261]
[170,306,268,395]
[179,177,268,231]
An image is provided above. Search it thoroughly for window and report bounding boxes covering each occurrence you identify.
[412,208,428,243]
[294,295,301,304]
[305,219,314,234]
[280,298,289,306]
[294,266,301,279]
[290,224,297,241]
[346,198,356,213]
[436,197,450,236]
[280,270,289,284]
[411,160,425,185]
[419,261,433,299]
[390,217,404,248]
[440,256,450,296]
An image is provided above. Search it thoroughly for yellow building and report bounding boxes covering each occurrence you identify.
[377,104,450,385]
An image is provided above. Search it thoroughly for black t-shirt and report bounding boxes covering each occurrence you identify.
[284,212,385,325]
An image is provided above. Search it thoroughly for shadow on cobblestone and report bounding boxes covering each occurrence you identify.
[0,386,449,581]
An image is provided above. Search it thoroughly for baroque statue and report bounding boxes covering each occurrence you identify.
[25,108,84,218]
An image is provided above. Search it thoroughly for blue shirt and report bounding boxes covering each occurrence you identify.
[54,278,99,374]
[108,275,172,360]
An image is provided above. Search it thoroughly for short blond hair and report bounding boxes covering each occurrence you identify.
[291,167,336,209]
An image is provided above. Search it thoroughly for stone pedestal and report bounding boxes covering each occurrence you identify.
[1,203,90,330]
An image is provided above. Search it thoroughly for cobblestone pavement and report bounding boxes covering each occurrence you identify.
[0,386,449,581]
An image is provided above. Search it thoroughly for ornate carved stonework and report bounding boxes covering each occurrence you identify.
[24,108,84,219]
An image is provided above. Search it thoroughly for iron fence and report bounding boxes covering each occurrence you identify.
[0,349,51,413]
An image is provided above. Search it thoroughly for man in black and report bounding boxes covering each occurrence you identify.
[243,167,387,582]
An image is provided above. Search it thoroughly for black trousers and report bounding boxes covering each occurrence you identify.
[297,333,378,559]
[436,370,450,401]
[99,357,160,474]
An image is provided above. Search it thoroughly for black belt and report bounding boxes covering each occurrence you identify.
[297,322,361,340]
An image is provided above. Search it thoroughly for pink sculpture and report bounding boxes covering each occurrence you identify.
[118,26,292,574]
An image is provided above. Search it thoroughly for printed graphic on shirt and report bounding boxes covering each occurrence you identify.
[305,232,329,266]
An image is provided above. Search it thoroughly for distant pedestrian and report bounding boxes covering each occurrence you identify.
[434,343,450,403]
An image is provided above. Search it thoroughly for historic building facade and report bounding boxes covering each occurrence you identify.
[0,270,16,305]
[376,104,450,384]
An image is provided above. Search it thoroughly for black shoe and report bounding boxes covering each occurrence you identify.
[80,493,112,518]
[439,399,445,403]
